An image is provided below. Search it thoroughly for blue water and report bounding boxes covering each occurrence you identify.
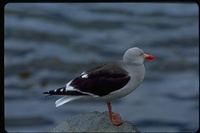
[4,3,198,132]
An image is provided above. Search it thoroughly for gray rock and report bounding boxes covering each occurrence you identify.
[50,111,141,132]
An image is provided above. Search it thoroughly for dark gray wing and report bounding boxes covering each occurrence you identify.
[70,61,130,96]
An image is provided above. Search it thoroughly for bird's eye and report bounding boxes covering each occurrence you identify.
[139,53,143,56]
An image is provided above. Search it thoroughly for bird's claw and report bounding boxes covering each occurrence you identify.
[111,112,123,126]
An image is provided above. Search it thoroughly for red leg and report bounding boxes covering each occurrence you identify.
[107,101,123,126]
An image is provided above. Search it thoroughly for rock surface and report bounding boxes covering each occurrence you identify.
[50,111,141,132]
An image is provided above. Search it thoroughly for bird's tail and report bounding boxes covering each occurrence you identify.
[55,96,83,107]
[43,86,89,107]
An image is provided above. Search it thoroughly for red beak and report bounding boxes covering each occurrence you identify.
[144,54,154,60]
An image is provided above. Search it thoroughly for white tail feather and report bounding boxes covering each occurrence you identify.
[55,96,83,107]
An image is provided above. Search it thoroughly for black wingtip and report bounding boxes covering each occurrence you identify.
[43,91,49,94]
[42,87,66,95]
[43,91,51,98]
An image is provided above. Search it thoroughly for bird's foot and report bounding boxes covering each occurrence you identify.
[110,112,123,126]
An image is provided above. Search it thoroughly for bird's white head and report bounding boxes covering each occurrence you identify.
[123,47,154,65]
